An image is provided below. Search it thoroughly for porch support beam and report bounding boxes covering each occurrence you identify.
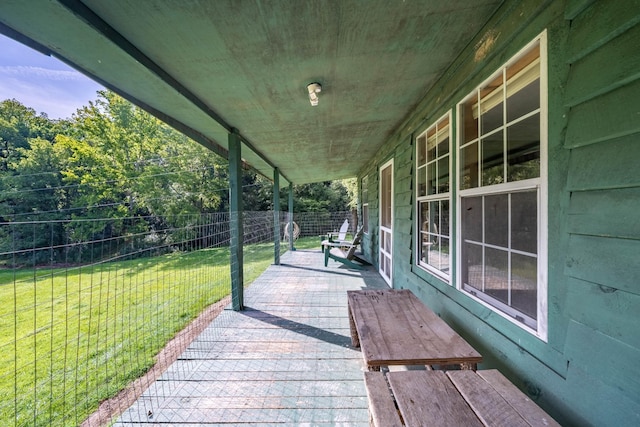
[228,129,244,311]
[288,183,295,252]
[273,168,281,265]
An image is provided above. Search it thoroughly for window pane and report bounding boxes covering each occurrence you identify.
[462,242,483,291]
[480,74,504,135]
[427,127,437,161]
[506,47,540,122]
[484,247,509,306]
[362,176,369,203]
[424,200,439,238]
[461,142,479,189]
[427,163,437,195]
[482,133,504,186]
[485,194,508,247]
[507,78,539,123]
[427,237,450,274]
[381,166,392,228]
[511,253,537,319]
[419,201,432,238]
[511,191,537,253]
[461,97,478,144]
[417,166,427,197]
[507,114,540,181]
[426,241,440,270]
[440,237,450,273]
[419,202,429,262]
[461,196,482,242]
[441,199,450,235]
[439,134,450,157]
[437,156,449,194]
[417,135,427,165]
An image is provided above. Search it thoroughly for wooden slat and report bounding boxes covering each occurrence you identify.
[564,79,640,149]
[448,370,529,427]
[568,187,640,240]
[566,134,640,191]
[565,277,640,350]
[348,289,482,368]
[565,234,640,295]
[564,0,595,20]
[363,372,403,427]
[567,0,640,63]
[565,20,640,107]
[476,370,562,427]
[388,370,482,426]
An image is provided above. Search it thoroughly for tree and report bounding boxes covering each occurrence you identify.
[288,181,351,213]
[0,99,58,171]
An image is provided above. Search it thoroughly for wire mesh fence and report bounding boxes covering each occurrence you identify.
[0,210,350,426]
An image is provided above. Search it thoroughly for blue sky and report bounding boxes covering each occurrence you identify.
[0,33,104,119]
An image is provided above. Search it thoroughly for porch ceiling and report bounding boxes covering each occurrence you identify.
[0,0,502,186]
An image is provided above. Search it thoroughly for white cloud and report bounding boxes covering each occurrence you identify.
[0,67,103,119]
[0,65,87,82]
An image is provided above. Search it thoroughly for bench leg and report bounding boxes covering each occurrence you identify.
[348,308,360,348]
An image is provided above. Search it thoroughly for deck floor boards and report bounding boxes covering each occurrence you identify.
[114,249,387,426]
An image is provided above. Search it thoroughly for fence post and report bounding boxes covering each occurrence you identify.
[273,168,280,265]
[229,129,244,311]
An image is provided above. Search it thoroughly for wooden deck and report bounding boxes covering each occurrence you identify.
[115,248,389,426]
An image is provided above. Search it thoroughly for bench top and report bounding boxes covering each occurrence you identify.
[386,369,561,427]
[347,289,482,368]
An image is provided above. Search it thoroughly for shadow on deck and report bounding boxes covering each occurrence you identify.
[115,249,388,426]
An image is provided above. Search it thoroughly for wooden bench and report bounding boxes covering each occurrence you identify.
[364,369,561,427]
[348,289,482,370]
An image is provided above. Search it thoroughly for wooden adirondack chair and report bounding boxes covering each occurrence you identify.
[324,226,368,269]
[321,219,349,252]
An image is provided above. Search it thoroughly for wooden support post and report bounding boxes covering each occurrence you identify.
[228,129,244,311]
[273,168,280,265]
[288,182,295,251]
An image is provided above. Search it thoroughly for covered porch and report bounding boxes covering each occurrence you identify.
[114,248,388,426]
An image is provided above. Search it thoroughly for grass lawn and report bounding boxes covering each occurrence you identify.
[0,237,316,426]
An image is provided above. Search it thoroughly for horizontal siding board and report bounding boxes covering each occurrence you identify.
[564,79,640,148]
[564,277,640,349]
[565,21,640,107]
[564,0,595,20]
[566,0,640,63]
[565,320,640,411]
[568,187,640,239]
[565,234,640,295]
[566,133,640,190]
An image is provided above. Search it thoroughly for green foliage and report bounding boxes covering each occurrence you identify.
[288,181,352,212]
[0,93,354,266]
[0,93,237,265]
[0,99,59,172]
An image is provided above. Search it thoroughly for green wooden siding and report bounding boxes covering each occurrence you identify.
[359,0,640,425]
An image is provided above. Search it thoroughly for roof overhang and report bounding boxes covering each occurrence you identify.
[0,0,503,186]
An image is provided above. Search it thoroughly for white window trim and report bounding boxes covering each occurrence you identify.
[455,30,548,341]
[361,175,369,235]
[415,111,452,283]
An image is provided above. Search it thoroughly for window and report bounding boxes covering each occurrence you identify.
[416,113,451,280]
[361,175,369,234]
[457,33,546,337]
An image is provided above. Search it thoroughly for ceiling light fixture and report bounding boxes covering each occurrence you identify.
[307,82,322,106]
